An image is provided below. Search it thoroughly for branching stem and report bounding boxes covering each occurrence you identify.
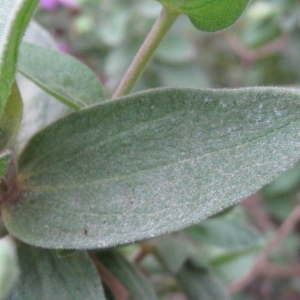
[113,6,179,99]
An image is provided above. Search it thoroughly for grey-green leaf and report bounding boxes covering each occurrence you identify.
[7,243,105,300]
[158,0,249,32]
[2,87,300,249]
[97,250,157,300]
[18,42,105,110]
[16,22,70,152]
[0,0,38,115]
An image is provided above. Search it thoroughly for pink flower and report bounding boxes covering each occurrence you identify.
[40,0,75,11]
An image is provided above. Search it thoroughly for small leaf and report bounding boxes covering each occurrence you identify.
[2,87,300,249]
[0,81,22,150]
[158,0,249,32]
[18,42,105,110]
[176,259,230,300]
[155,235,192,273]
[185,218,262,251]
[56,249,76,257]
[0,236,19,300]
[97,250,157,300]
[0,219,8,238]
[209,247,259,283]
[0,0,38,115]
[0,150,11,180]
[7,243,105,300]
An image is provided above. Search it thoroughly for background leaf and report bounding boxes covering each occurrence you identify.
[0,236,19,300]
[0,0,38,115]
[209,246,260,284]
[18,42,105,110]
[157,0,249,32]
[2,87,300,249]
[176,259,230,300]
[185,218,262,251]
[155,235,192,273]
[97,250,157,300]
[0,150,11,181]
[7,243,105,300]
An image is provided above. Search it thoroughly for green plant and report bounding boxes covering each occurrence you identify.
[1,0,300,299]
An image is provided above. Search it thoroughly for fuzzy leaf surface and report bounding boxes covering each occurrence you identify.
[2,87,300,249]
[18,42,105,110]
[158,0,249,31]
[7,244,105,300]
[0,0,38,115]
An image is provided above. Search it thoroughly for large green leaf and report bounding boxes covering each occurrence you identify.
[97,250,157,300]
[18,42,105,110]
[0,0,38,115]
[2,87,300,249]
[0,81,22,150]
[7,243,105,299]
[157,0,249,32]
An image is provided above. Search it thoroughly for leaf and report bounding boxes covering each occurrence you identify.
[23,21,58,49]
[176,259,230,300]
[0,81,22,150]
[0,236,19,300]
[185,218,262,251]
[18,42,105,110]
[7,243,105,300]
[262,162,300,199]
[0,0,38,115]
[0,150,11,180]
[155,235,192,273]
[2,87,300,249]
[157,0,249,32]
[97,250,157,300]
[209,247,259,283]
[16,21,70,152]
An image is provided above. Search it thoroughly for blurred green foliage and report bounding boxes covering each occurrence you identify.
[36,0,300,93]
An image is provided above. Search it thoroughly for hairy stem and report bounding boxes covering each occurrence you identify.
[113,6,179,98]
